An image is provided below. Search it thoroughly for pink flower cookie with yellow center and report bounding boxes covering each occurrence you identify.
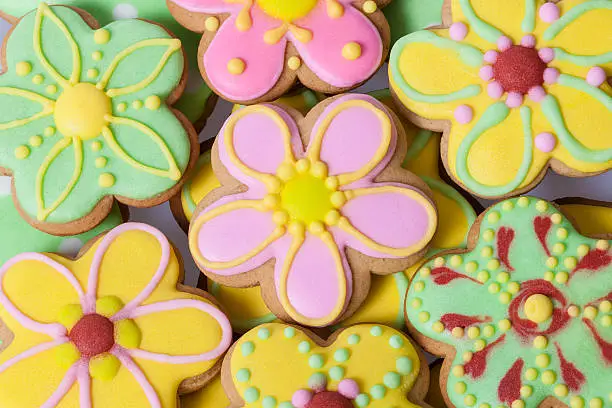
[189,94,438,327]
[390,0,612,198]
[168,0,390,103]
[0,223,232,407]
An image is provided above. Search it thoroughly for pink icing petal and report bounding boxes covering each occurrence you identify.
[76,362,92,408]
[291,2,383,88]
[114,349,162,408]
[528,86,547,102]
[454,105,474,124]
[487,81,504,99]
[535,132,557,152]
[0,339,66,377]
[484,50,499,64]
[449,22,468,41]
[312,95,395,181]
[539,2,560,23]
[479,65,494,81]
[505,92,524,108]
[586,67,606,87]
[538,47,555,63]
[338,379,360,399]
[521,35,536,48]
[169,0,236,13]
[292,390,313,407]
[204,7,287,101]
[543,67,560,84]
[497,36,512,51]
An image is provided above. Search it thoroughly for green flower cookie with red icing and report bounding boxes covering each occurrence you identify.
[406,197,611,408]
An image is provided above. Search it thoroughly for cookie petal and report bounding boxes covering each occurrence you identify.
[0,88,54,132]
[292,2,383,88]
[339,184,437,258]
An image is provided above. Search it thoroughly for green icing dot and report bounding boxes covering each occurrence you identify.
[348,334,361,345]
[329,366,345,380]
[244,387,260,403]
[334,348,350,362]
[384,372,401,389]
[284,327,296,338]
[258,328,271,340]
[236,368,251,382]
[389,335,404,349]
[396,356,413,374]
[370,384,386,400]
[262,396,277,408]
[356,394,370,407]
[309,354,325,369]
[279,402,294,408]
[241,341,255,356]
[298,341,311,353]
[370,326,383,336]
[308,372,327,389]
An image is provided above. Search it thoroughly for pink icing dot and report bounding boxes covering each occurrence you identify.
[338,379,360,399]
[543,67,560,84]
[479,65,494,81]
[487,81,504,99]
[497,36,512,51]
[535,132,557,152]
[521,35,536,48]
[528,86,547,102]
[539,2,560,23]
[586,66,606,87]
[538,48,555,63]
[506,92,524,108]
[292,390,313,408]
[484,50,499,64]
[454,105,473,124]
[449,22,468,41]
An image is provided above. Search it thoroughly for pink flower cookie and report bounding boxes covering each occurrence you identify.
[188,94,438,327]
[167,0,390,103]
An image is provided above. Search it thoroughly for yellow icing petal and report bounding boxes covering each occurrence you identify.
[54,342,81,369]
[0,88,54,131]
[101,119,181,180]
[115,319,142,349]
[57,304,83,330]
[96,296,125,317]
[89,353,121,381]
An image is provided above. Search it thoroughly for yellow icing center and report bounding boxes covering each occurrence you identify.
[524,294,554,323]
[54,83,111,140]
[255,0,317,22]
[281,173,334,224]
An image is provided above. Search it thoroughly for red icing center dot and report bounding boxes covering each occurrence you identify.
[306,392,353,408]
[493,46,547,94]
[69,314,115,358]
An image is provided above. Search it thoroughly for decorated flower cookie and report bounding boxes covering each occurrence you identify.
[390,0,612,198]
[0,0,216,128]
[189,94,438,327]
[384,0,444,43]
[557,198,612,239]
[168,0,391,104]
[405,197,612,408]
[223,323,427,407]
[0,176,124,266]
[0,222,232,407]
[0,3,197,234]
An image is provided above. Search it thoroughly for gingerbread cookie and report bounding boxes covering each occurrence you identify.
[0,3,198,234]
[390,0,612,199]
[189,94,438,327]
[0,222,232,407]
[384,0,444,44]
[405,197,611,408]
[0,0,217,129]
[223,323,428,407]
[0,175,124,265]
[167,0,391,104]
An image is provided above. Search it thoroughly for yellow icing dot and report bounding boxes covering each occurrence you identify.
[563,257,577,269]
[567,305,580,317]
[94,28,111,44]
[481,246,493,258]
[601,315,611,327]
[487,211,500,223]
[477,271,490,283]
[205,16,220,32]
[551,213,562,224]
[342,42,362,60]
[502,201,514,211]
[452,327,464,338]
[524,294,554,323]
[450,255,463,266]
[511,400,525,408]
[58,304,83,329]
[488,283,501,294]
[483,325,495,337]
[89,354,121,381]
[288,221,305,236]
[14,145,30,159]
[507,282,520,294]
[452,365,465,377]
[29,135,43,147]
[96,296,124,317]
[145,95,161,110]
[535,200,548,212]
[462,351,473,362]
[94,157,108,169]
[596,240,610,250]
[363,0,377,13]
[583,306,598,320]
[44,126,55,137]
[46,84,58,95]
[272,210,289,226]
[32,74,44,84]
[474,339,486,351]
[55,83,111,140]
[99,173,115,188]
[117,102,127,112]
[577,244,590,256]
[541,370,556,384]
[497,272,510,283]
[520,385,532,397]
[228,58,246,75]
[555,271,569,284]
[132,100,143,110]
[288,56,302,71]
[16,61,32,76]
[479,404,491,408]
[454,382,467,394]
[434,257,445,267]
[330,191,347,208]
[420,267,431,277]
[487,259,500,270]
[465,261,478,273]
[556,228,568,239]
[498,319,511,331]
[54,343,81,369]
[533,335,548,349]
[277,163,296,181]
[600,300,612,313]
[467,327,480,339]
[499,292,511,304]
[552,243,566,254]
[524,368,538,381]
[92,51,103,61]
[310,162,327,179]
[482,229,495,242]
[115,319,142,349]
[418,311,430,322]
[570,396,585,408]
[517,197,529,207]
[544,271,555,281]
[589,398,603,408]
[411,298,422,309]
[327,0,344,18]
[308,221,325,235]
[324,210,340,226]
[465,395,476,407]
[536,353,550,368]
[257,0,317,22]
[87,68,99,79]
[432,321,444,332]
[554,384,568,397]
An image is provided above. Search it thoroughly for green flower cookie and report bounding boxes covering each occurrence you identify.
[0,4,193,228]
[0,0,213,125]
[406,197,612,408]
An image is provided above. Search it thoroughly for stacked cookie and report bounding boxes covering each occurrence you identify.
[0,1,609,407]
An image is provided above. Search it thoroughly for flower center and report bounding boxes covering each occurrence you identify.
[281,173,334,224]
[255,0,318,22]
[493,46,547,94]
[523,294,554,323]
[305,391,354,408]
[54,83,112,140]
[69,313,115,358]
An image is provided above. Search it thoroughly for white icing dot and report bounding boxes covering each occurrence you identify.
[0,176,11,196]
[113,3,139,20]
[58,238,84,258]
